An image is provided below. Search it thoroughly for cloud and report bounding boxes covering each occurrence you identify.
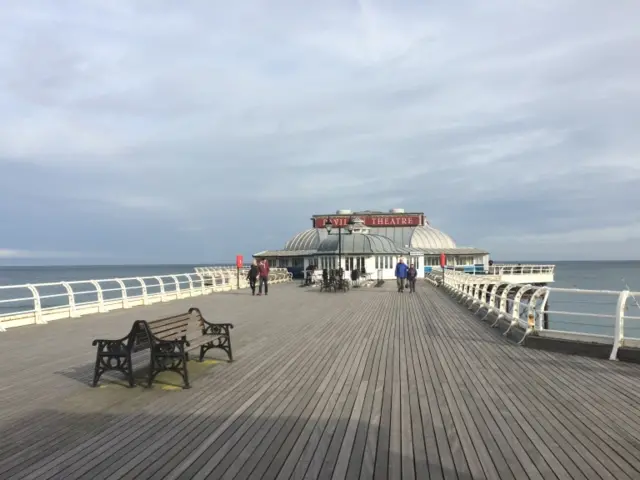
[0,248,107,259]
[0,0,639,264]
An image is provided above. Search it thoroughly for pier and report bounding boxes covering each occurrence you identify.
[2,282,640,479]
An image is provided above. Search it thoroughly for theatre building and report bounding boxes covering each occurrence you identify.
[253,208,490,280]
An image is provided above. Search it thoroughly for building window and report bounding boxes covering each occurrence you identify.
[457,255,474,265]
[425,255,440,266]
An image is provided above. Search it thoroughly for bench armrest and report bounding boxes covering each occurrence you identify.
[188,307,234,332]
[200,321,234,337]
[92,337,128,353]
[92,332,129,346]
[201,319,234,329]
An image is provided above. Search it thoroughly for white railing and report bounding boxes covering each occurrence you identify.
[427,270,640,361]
[487,264,556,276]
[0,266,293,331]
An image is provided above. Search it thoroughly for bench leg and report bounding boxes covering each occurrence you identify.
[126,353,135,388]
[92,353,101,387]
[92,351,132,387]
[183,358,191,389]
[199,338,233,362]
[147,353,157,388]
[149,348,190,389]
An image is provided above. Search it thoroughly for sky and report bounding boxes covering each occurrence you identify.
[1,0,639,265]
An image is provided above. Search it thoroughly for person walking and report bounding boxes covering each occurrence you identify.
[395,258,408,292]
[407,263,417,293]
[247,259,259,295]
[258,258,270,296]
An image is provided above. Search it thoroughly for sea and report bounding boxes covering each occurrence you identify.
[1,262,639,337]
[0,264,232,319]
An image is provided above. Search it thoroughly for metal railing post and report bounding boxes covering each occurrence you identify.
[610,290,630,361]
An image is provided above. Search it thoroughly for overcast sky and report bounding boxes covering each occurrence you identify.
[1,0,639,265]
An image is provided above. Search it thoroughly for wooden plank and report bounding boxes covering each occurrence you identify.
[106,313,339,480]
[372,292,395,480]
[180,300,380,480]
[11,286,340,478]
[388,293,403,480]
[281,309,379,479]
[219,301,384,480]
[51,313,351,479]
[422,287,578,479]
[461,291,640,478]
[408,295,542,480]
[439,299,640,478]
[276,301,382,480]
[125,299,377,480]
[358,293,393,480]
[307,306,390,478]
[337,301,393,480]
[410,295,468,480]
[423,285,640,479]
[397,300,415,480]
[402,296,431,480]
[3,282,640,479]
[415,293,514,479]
[310,300,389,480]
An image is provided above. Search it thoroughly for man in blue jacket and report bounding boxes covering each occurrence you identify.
[395,258,408,292]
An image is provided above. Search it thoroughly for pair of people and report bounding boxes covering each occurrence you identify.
[395,258,418,293]
[246,258,270,295]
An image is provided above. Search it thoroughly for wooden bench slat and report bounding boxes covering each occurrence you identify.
[147,316,191,329]
[148,313,191,324]
[150,325,188,338]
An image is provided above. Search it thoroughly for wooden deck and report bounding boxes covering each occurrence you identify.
[1,282,640,479]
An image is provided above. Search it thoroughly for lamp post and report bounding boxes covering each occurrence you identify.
[324,216,355,279]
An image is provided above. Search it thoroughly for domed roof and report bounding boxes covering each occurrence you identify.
[409,225,456,249]
[283,228,324,251]
[283,224,455,252]
[317,233,411,254]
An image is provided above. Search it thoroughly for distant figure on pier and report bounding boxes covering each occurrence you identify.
[407,263,418,293]
[258,258,270,296]
[395,258,408,292]
[247,260,259,295]
[305,263,314,286]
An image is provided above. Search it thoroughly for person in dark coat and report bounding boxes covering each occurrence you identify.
[395,258,408,292]
[258,258,270,295]
[247,259,259,295]
[407,263,418,293]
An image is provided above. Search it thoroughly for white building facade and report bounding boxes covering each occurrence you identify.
[253,208,490,280]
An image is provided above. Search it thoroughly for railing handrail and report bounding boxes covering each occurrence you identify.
[427,269,640,361]
[427,264,555,278]
[0,266,291,291]
[487,264,556,274]
[0,266,293,331]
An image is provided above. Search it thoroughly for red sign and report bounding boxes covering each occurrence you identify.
[236,255,243,268]
[313,214,422,229]
[440,252,446,267]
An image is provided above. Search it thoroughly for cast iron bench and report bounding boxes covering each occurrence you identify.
[91,307,233,389]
